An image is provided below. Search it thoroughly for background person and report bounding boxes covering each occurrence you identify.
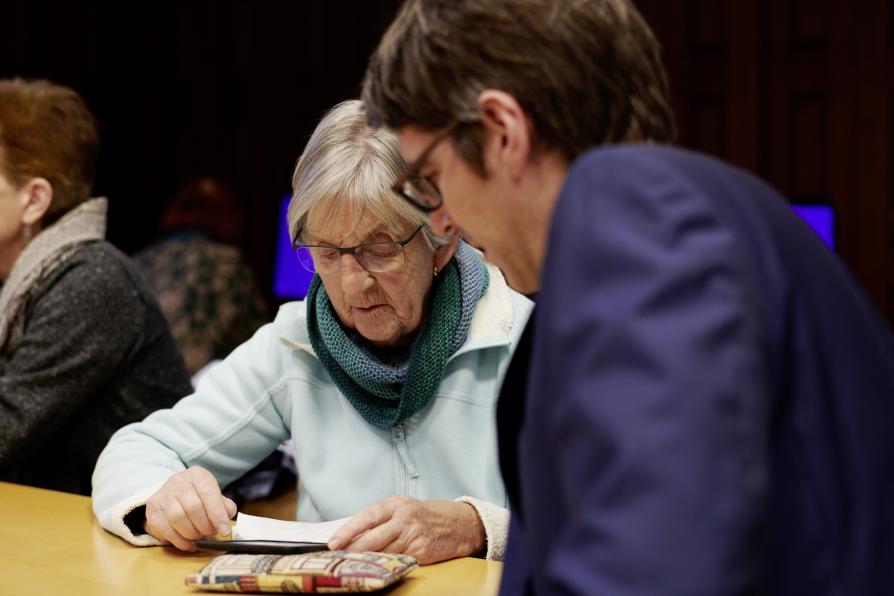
[0,78,191,495]
[135,176,269,378]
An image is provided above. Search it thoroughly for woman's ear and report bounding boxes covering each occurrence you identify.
[19,177,53,226]
[433,232,460,273]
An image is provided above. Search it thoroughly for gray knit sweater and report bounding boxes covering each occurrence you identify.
[0,241,192,494]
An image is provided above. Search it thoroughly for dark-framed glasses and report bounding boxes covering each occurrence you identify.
[293,225,424,274]
[392,122,463,212]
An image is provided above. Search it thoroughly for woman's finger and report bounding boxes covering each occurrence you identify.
[328,499,400,550]
[176,486,216,537]
[146,504,197,552]
[340,518,404,553]
[224,497,238,519]
[161,496,203,542]
[191,472,235,536]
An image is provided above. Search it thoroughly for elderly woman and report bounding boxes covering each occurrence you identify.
[0,79,192,494]
[92,100,532,564]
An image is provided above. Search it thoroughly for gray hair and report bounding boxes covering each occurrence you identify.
[288,99,448,251]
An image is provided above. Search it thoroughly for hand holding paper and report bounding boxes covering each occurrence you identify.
[144,466,237,552]
[327,495,485,564]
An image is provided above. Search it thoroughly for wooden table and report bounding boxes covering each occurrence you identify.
[0,482,502,595]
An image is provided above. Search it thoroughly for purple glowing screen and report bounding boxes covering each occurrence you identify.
[273,195,314,300]
[791,204,835,250]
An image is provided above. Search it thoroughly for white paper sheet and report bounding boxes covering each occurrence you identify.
[233,512,351,544]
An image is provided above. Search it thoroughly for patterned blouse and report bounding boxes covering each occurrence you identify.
[136,231,270,376]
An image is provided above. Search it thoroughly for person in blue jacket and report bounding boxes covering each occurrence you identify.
[361,0,894,594]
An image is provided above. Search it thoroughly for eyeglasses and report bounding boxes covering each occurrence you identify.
[391,122,462,213]
[293,225,424,274]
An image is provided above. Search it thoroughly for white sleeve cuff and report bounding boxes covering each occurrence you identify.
[454,496,509,561]
[95,481,167,546]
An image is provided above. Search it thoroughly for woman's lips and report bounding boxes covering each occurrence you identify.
[353,304,385,314]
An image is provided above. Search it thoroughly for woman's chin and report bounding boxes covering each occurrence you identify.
[355,320,398,347]
[356,324,412,349]
[361,331,400,348]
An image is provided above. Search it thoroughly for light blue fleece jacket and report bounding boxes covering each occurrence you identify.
[92,263,531,560]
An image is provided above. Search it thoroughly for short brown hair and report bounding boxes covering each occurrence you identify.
[0,78,99,223]
[362,0,675,171]
[161,177,244,245]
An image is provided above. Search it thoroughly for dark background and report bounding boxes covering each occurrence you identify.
[2,0,892,320]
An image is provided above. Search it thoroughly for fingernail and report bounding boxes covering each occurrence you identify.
[328,539,341,550]
[218,523,231,536]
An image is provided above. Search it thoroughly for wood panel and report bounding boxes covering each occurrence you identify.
[638,0,894,321]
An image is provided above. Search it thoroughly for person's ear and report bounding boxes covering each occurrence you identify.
[433,232,460,273]
[19,177,53,226]
[475,89,533,180]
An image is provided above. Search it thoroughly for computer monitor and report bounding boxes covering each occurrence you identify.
[790,203,835,251]
[273,195,314,300]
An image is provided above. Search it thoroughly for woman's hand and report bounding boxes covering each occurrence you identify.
[327,495,485,564]
[144,466,237,551]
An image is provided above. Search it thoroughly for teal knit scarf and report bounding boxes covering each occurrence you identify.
[306,241,488,429]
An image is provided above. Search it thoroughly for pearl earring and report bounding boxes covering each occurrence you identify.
[433,265,439,277]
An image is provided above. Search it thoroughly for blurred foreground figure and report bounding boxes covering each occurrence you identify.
[363,1,894,594]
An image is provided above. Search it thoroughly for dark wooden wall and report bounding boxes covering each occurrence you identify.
[2,1,893,320]
[0,0,403,308]
[638,0,894,320]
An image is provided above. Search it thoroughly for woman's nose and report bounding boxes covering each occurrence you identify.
[340,253,374,288]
